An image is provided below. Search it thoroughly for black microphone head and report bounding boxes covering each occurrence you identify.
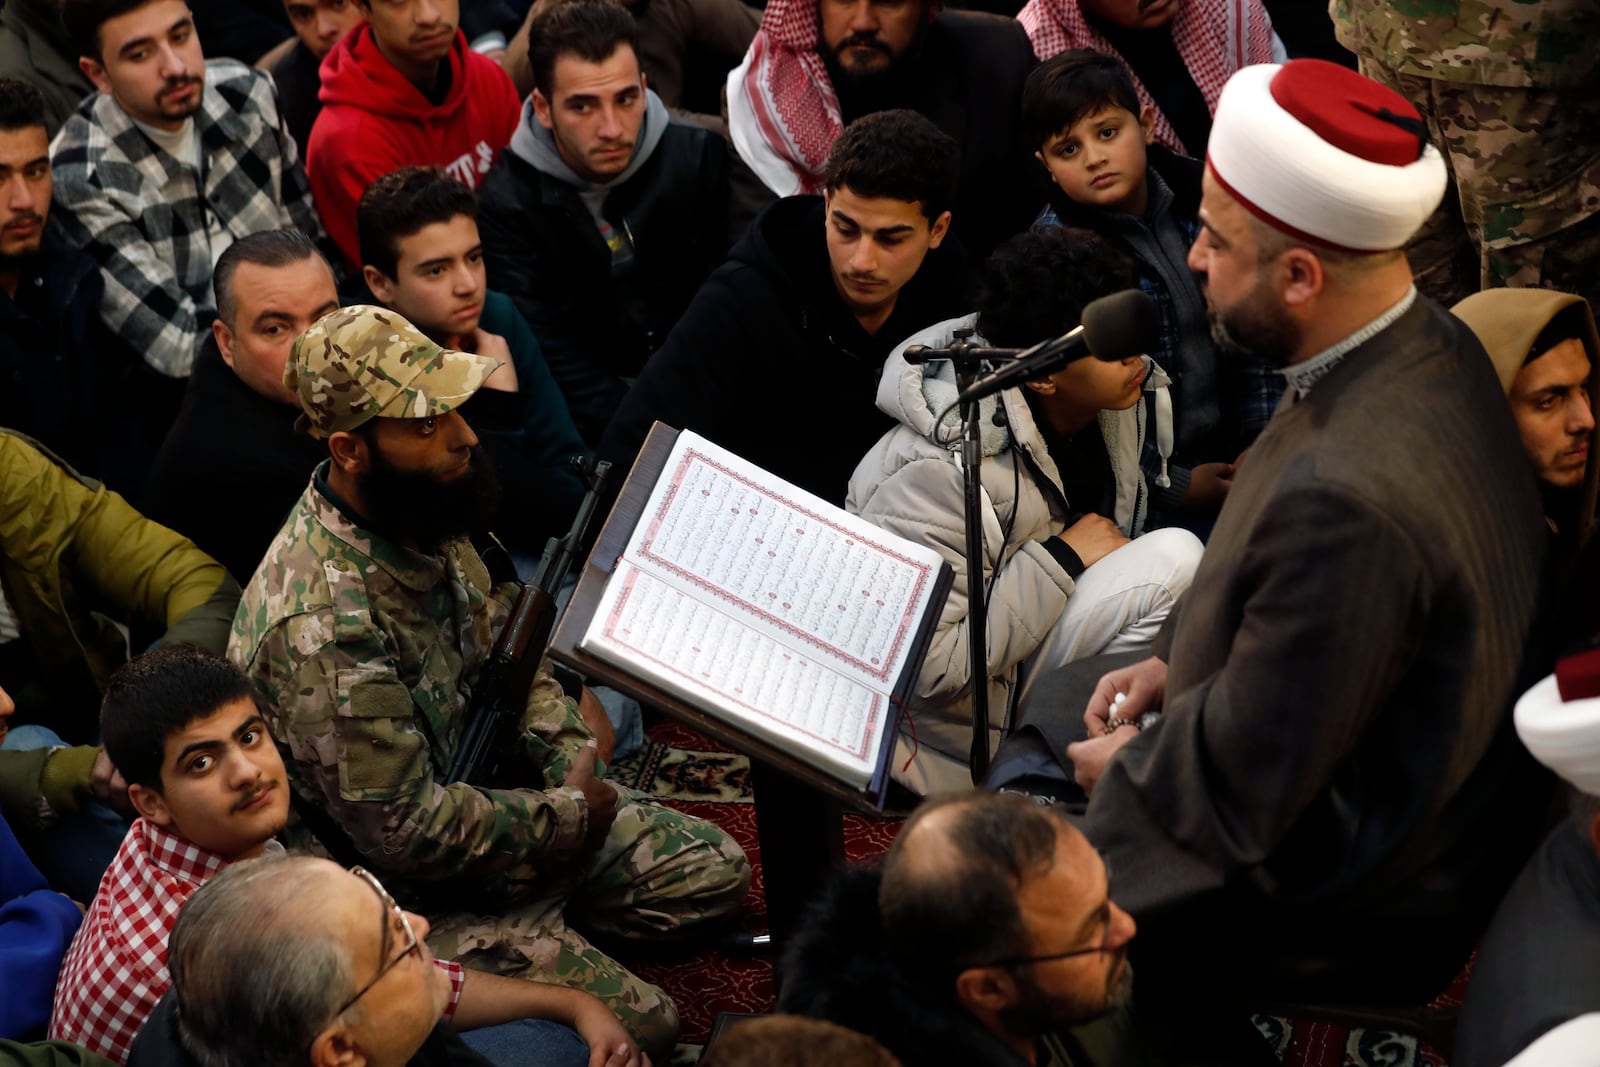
[1082,289,1160,362]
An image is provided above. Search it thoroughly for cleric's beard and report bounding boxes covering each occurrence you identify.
[1206,283,1302,370]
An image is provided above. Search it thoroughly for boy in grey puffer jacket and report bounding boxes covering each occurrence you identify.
[847,228,1202,794]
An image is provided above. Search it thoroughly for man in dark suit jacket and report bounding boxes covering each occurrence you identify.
[1000,57,1551,1025]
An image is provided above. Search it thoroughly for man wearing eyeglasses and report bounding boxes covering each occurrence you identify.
[779,791,1142,1067]
[133,854,650,1067]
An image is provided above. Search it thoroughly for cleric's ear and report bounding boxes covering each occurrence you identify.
[1277,245,1327,309]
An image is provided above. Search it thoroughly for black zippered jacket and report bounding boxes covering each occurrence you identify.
[597,195,969,506]
[477,118,730,445]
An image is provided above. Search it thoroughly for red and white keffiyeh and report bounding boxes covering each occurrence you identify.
[727,0,843,196]
[1018,0,1277,152]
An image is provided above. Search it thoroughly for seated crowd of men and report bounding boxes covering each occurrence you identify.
[3,0,1600,1064]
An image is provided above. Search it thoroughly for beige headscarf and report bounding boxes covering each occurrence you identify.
[1453,288,1600,558]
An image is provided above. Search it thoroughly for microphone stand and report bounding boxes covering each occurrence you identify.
[906,329,1029,785]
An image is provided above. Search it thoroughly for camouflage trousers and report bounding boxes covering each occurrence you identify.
[1359,59,1600,311]
[425,787,751,1058]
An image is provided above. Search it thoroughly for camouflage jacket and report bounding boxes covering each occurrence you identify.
[1331,0,1599,88]
[228,465,595,896]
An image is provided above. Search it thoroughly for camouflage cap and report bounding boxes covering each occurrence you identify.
[285,305,503,438]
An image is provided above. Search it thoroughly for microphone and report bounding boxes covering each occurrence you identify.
[955,289,1159,405]
[902,342,1029,365]
[903,326,1028,366]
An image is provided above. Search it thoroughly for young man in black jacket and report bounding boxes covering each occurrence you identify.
[0,79,111,481]
[476,0,730,445]
[263,0,364,156]
[728,0,1040,264]
[598,108,969,506]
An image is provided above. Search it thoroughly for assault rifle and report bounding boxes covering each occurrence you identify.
[445,458,612,787]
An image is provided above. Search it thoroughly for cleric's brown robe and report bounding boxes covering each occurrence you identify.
[1086,298,1552,1002]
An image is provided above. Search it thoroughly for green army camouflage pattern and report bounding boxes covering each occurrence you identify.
[1356,58,1600,311]
[1331,2,1600,310]
[285,304,503,438]
[228,471,750,1055]
[427,794,751,1054]
[1331,0,1599,89]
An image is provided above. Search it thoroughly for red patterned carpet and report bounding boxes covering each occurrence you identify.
[618,721,1465,1065]
[611,721,901,1045]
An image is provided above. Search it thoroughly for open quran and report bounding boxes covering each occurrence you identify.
[561,428,951,808]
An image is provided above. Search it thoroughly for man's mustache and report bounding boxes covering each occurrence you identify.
[159,75,202,97]
[232,780,279,812]
[836,32,893,55]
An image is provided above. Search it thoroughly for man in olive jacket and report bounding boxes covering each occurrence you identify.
[0,431,239,898]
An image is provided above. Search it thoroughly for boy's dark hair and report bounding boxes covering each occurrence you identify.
[976,226,1136,350]
[101,645,263,792]
[61,0,158,61]
[824,110,958,224]
[213,229,327,329]
[357,166,477,280]
[526,0,640,100]
[0,79,48,133]
[1021,49,1142,150]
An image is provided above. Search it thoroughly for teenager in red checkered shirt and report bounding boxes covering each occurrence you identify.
[48,646,643,1067]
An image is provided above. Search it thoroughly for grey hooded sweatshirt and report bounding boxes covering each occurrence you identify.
[507,88,672,279]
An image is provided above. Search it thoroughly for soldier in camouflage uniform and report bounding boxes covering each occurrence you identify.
[1331,0,1600,311]
[227,305,751,1058]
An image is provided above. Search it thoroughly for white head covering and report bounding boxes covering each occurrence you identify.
[1514,657,1600,796]
[1206,59,1448,253]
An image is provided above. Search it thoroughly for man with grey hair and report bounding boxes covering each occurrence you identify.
[129,854,647,1067]
[143,229,337,583]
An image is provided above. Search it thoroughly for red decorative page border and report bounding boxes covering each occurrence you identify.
[601,571,882,761]
[635,448,933,683]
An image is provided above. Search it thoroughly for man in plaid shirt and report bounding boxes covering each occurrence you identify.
[50,646,642,1067]
[50,0,325,387]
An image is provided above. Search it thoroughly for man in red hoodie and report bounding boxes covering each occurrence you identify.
[306,0,520,267]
